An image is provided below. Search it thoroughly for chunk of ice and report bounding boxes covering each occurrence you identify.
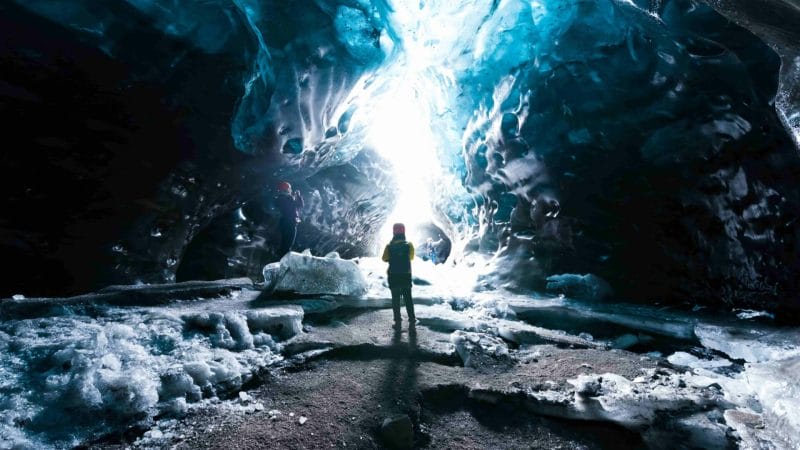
[694,324,800,363]
[667,352,732,370]
[451,330,514,369]
[734,309,774,320]
[566,371,724,428]
[263,252,368,296]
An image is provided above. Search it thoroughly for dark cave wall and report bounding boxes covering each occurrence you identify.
[0,1,200,295]
[0,0,392,295]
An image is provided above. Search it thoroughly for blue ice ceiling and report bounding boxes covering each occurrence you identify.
[15,0,798,207]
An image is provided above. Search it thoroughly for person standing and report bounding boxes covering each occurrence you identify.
[382,223,415,330]
[275,181,303,256]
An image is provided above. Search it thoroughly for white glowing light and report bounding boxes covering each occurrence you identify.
[360,0,496,244]
[333,0,518,247]
[367,70,440,240]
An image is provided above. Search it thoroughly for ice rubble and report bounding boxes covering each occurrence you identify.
[566,370,726,429]
[407,261,800,448]
[504,333,798,449]
[0,293,302,449]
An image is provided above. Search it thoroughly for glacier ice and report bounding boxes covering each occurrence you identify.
[694,324,800,363]
[688,323,800,448]
[1,257,799,448]
[8,0,800,315]
[262,251,369,297]
[4,0,800,447]
[545,274,613,301]
[666,352,733,370]
[566,371,725,428]
[334,5,385,64]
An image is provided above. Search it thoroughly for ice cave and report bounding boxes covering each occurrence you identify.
[2,0,800,448]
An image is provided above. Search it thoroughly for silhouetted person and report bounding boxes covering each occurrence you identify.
[275,181,303,256]
[382,223,415,330]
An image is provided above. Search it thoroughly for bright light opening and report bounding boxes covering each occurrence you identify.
[367,68,441,242]
[339,0,508,249]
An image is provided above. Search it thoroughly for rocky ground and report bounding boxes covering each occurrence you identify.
[5,262,793,449]
[119,306,730,449]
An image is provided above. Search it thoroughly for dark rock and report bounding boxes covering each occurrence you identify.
[380,414,414,450]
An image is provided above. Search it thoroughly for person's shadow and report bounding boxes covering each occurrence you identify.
[377,324,420,434]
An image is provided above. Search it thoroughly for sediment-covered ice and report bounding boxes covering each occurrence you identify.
[566,370,726,428]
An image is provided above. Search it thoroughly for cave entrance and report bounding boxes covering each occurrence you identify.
[410,222,452,264]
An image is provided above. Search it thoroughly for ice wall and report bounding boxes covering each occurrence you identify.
[431,0,800,316]
[704,0,800,149]
[1,0,396,293]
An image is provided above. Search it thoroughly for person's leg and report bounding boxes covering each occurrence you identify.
[403,286,415,322]
[390,287,402,326]
[286,224,297,253]
[278,222,297,256]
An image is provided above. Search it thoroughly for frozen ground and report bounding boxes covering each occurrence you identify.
[1,252,798,449]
